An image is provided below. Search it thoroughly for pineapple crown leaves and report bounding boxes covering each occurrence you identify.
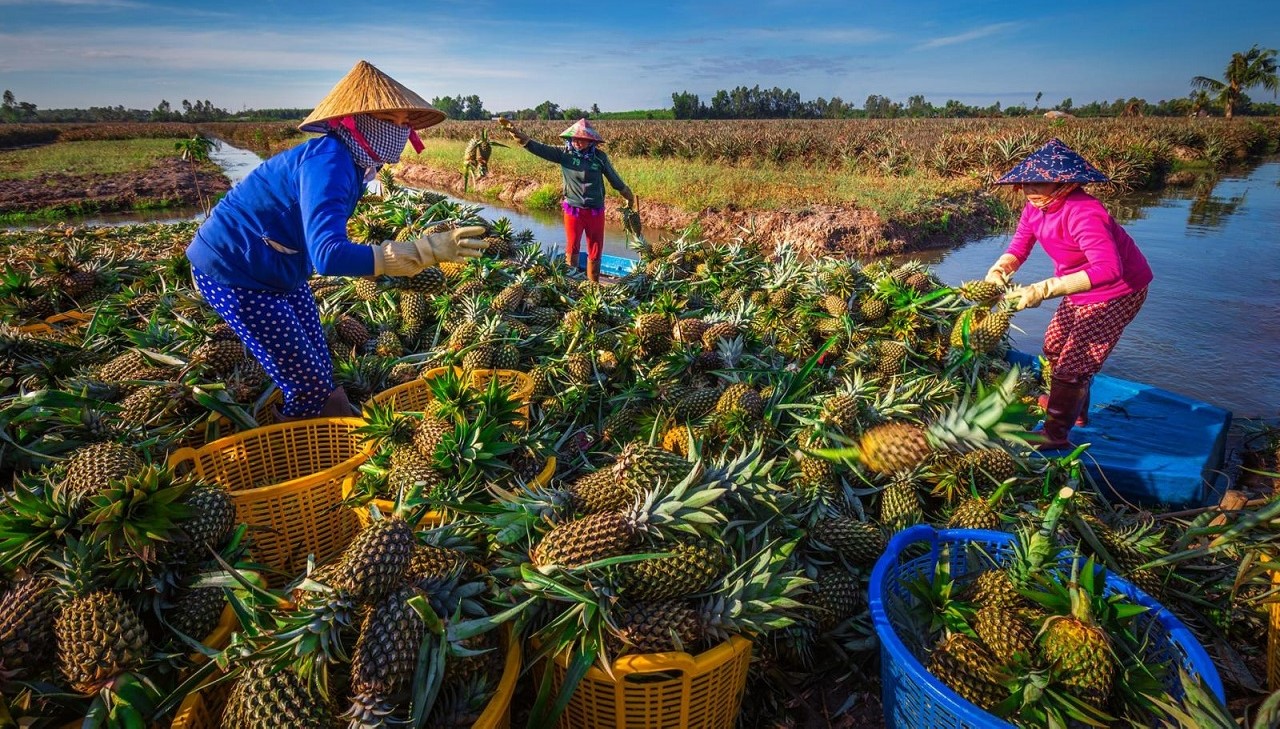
[0,475,80,570]
[903,547,975,639]
[694,539,811,643]
[434,416,520,479]
[1146,668,1254,729]
[82,465,197,563]
[627,464,728,542]
[45,535,109,601]
[353,400,416,446]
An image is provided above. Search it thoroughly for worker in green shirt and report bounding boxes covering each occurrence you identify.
[499,117,636,282]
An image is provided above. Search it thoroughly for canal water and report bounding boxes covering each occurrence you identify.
[37,141,1280,417]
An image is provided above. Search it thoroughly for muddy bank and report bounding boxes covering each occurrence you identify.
[396,162,1005,258]
[0,158,230,217]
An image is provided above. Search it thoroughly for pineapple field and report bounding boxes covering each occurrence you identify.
[0,174,1278,729]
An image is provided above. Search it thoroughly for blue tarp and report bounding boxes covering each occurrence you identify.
[1007,351,1231,508]
[575,252,638,278]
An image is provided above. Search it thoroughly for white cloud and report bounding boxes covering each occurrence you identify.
[914,22,1018,50]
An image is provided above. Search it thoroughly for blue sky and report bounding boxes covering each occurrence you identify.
[1,0,1276,112]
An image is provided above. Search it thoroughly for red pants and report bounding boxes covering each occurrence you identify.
[563,203,605,264]
[1043,287,1148,378]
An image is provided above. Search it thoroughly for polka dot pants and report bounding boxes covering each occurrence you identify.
[192,268,334,417]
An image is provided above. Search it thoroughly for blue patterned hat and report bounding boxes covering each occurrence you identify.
[995,138,1110,184]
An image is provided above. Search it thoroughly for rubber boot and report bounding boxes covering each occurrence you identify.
[1038,386,1089,426]
[268,404,310,425]
[1037,374,1092,450]
[585,257,601,283]
[317,386,358,418]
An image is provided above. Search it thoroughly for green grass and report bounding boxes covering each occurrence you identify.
[402,139,978,221]
[0,139,188,180]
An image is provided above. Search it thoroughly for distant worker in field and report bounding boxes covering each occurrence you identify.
[498,116,636,282]
[983,138,1153,450]
[186,60,486,420]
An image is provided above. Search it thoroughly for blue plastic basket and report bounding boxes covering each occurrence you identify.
[868,524,1224,728]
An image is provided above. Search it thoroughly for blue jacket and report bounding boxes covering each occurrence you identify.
[187,134,376,291]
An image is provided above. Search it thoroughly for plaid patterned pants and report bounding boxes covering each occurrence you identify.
[1043,287,1148,378]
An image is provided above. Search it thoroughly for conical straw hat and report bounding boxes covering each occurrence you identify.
[299,60,446,133]
[559,118,604,142]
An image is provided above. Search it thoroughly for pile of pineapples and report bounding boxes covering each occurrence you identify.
[0,443,243,726]
[214,503,519,729]
[0,179,1271,726]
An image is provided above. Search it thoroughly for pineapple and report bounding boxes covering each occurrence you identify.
[613,541,728,600]
[874,340,908,378]
[661,424,695,457]
[1036,562,1116,707]
[700,320,738,351]
[854,369,1024,475]
[164,586,226,641]
[809,517,885,566]
[568,442,692,514]
[223,659,337,729]
[532,470,725,568]
[670,386,720,421]
[49,542,149,694]
[673,317,709,346]
[969,304,1012,353]
[403,266,446,293]
[398,289,429,331]
[346,585,426,725]
[405,543,470,586]
[973,603,1034,665]
[492,282,525,314]
[879,475,923,532]
[811,568,860,630]
[62,441,142,499]
[949,307,987,349]
[610,547,807,655]
[353,277,381,301]
[716,382,764,420]
[188,339,245,376]
[374,329,404,358]
[959,280,1004,305]
[331,516,415,604]
[927,634,1007,710]
[0,576,58,681]
[857,295,888,322]
[180,484,237,558]
[386,446,443,498]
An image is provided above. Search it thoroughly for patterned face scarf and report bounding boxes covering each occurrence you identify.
[1025,183,1079,212]
[564,139,597,161]
[331,115,412,173]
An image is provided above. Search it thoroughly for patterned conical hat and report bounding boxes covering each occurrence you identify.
[559,118,604,142]
[299,60,445,133]
[995,138,1110,184]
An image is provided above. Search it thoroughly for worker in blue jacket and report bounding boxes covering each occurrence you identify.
[187,60,486,420]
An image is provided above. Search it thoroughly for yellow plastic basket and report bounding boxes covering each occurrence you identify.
[344,457,557,529]
[170,625,521,729]
[551,636,753,729]
[17,309,93,336]
[370,367,534,419]
[166,418,368,579]
[1270,571,1280,690]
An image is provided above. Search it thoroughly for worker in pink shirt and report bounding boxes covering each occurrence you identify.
[983,138,1153,449]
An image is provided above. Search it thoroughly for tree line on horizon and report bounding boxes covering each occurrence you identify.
[3,46,1275,124]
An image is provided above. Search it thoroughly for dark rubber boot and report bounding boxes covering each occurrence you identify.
[586,257,601,283]
[1037,374,1091,450]
[317,386,358,417]
[1038,385,1089,426]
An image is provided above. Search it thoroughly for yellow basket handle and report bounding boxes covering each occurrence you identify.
[167,446,199,473]
[613,651,700,678]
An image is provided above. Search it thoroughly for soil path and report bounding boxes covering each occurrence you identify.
[0,158,230,216]
[396,162,1003,257]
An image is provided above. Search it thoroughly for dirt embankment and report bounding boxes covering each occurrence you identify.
[396,162,1003,258]
[0,158,230,216]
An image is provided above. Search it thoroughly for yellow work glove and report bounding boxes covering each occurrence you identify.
[496,117,528,145]
[985,253,1021,286]
[372,226,488,276]
[1005,271,1093,311]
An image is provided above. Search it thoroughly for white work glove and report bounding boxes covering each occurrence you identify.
[985,253,1021,286]
[1005,271,1093,311]
[372,226,488,277]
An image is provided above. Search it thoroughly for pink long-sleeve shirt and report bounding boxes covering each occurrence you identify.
[1005,189,1153,305]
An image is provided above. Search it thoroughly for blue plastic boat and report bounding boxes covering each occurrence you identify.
[1007,350,1231,508]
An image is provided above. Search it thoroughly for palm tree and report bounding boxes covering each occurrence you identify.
[175,135,218,214]
[1191,45,1279,118]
